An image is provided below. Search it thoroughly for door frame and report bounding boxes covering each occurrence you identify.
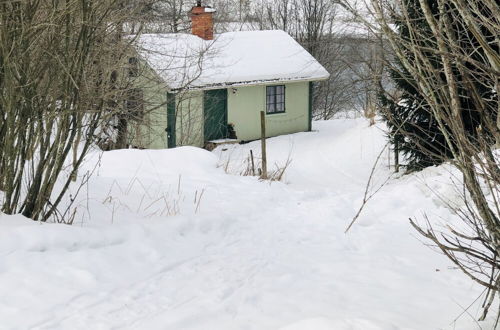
[167,92,176,148]
[203,88,228,142]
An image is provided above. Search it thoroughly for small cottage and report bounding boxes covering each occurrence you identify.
[127,3,329,149]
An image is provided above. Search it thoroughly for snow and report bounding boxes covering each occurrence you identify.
[0,118,496,329]
[134,30,330,90]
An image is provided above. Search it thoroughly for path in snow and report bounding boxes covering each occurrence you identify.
[0,119,493,330]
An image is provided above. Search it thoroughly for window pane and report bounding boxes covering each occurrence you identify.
[269,102,275,113]
[266,85,286,113]
[266,86,274,96]
[266,94,273,113]
[277,93,284,105]
[277,85,285,112]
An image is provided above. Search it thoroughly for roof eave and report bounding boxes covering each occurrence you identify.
[169,75,330,93]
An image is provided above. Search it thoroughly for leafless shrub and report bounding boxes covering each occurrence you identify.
[101,174,205,220]
[217,147,292,182]
[0,0,149,221]
[267,157,293,182]
[339,0,500,321]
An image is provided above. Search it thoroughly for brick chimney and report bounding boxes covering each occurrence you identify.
[190,1,215,40]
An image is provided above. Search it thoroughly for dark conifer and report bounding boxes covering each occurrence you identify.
[382,0,496,171]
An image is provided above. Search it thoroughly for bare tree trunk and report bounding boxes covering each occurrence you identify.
[0,0,141,221]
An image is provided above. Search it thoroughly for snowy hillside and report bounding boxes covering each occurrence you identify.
[0,119,494,329]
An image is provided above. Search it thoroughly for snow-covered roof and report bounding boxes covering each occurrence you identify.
[134,30,330,91]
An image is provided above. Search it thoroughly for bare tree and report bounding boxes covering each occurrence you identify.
[0,0,141,221]
[140,0,191,33]
[342,0,500,320]
[252,0,391,120]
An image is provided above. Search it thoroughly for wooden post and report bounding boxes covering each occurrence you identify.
[250,149,256,176]
[394,138,400,173]
[260,111,267,179]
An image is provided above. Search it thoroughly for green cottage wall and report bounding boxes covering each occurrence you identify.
[128,62,168,149]
[146,89,169,149]
[130,75,310,148]
[227,81,310,141]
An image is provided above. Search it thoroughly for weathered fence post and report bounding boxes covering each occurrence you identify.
[394,138,400,173]
[260,111,267,179]
[250,149,256,176]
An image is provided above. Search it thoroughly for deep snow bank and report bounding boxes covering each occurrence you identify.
[0,118,495,330]
[93,146,219,179]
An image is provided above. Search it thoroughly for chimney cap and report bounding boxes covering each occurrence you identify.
[190,4,216,15]
[196,0,202,6]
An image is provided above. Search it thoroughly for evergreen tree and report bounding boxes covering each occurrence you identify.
[382,0,496,171]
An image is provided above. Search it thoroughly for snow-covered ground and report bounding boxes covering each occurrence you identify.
[0,119,494,329]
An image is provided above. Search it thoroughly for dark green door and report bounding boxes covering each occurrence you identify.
[167,92,176,148]
[204,89,228,142]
